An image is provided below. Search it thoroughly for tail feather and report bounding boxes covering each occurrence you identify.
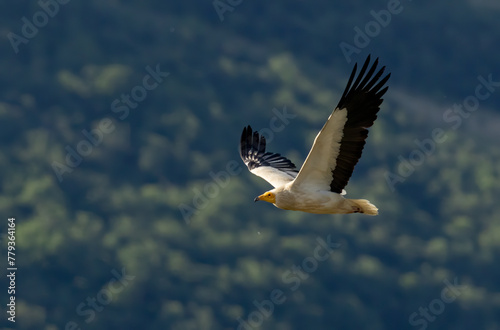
[347,199,378,215]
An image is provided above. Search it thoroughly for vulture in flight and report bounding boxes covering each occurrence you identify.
[239,55,390,215]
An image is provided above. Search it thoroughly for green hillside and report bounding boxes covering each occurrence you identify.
[1,1,500,329]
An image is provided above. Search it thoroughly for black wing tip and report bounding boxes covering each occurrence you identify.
[239,125,298,173]
[329,55,390,192]
[337,55,391,109]
[241,125,252,141]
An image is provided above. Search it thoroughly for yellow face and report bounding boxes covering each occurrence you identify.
[255,191,276,204]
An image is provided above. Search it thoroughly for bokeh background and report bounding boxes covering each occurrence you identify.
[1,0,500,329]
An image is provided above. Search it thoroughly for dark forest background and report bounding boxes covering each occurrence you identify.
[1,0,500,329]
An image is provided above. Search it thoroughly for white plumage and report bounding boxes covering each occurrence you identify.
[239,55,390,215]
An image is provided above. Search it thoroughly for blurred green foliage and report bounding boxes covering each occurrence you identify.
[0,0,499,329]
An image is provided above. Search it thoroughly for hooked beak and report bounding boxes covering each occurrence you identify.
[254,196,260,202]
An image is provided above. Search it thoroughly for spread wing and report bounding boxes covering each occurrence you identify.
[292,55,390,193]
[239,125,298,188]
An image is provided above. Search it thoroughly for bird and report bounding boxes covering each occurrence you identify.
[239,55,390,215]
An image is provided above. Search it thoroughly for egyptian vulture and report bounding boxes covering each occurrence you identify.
[239,55,390,215]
